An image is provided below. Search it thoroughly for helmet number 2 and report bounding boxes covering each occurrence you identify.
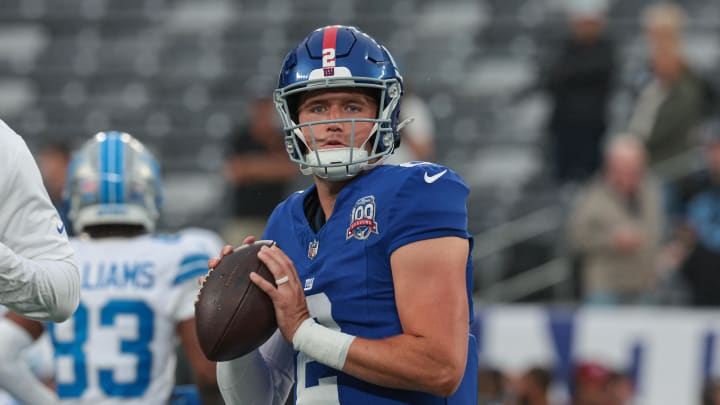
[322,48,336,67]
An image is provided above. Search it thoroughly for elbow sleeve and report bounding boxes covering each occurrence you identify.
[40,258,80,322]
[0,244,80,322]
[0,319,58,405]
[217,350,274,405]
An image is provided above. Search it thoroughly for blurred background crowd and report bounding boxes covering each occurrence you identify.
[5,0,720,403]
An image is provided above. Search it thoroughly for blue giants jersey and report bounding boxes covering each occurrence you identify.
[263,163,478,405]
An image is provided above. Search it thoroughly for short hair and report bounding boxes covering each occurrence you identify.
[526,366,552,391]
[38,142,72,160]
[603,133,646,159]
[642,2,687,32]
[565,0,609,19]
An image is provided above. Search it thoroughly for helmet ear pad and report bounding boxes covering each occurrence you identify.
[391,98,402,150]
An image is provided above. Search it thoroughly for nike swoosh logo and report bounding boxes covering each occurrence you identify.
[56,223,65,234]
[424,169,447,184]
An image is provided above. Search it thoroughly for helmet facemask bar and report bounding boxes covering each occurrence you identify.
[274,77,401,181]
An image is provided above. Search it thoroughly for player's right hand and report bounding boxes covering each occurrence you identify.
[201,236,256,287]
[206,236,256,270]
[197,237,258,304]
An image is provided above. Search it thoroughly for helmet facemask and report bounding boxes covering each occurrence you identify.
[275,77,402,181]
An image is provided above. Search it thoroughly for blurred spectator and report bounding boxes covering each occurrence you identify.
[571,362,610,405]
[221,96,298,245]
[478,366,505,405]
[36,142,73,235]
[606,371,635,405]
[702,377,720,405]
[515,366,553,405]
[666,118,720,223]
[540,0,615,184]
[666,118,720,306]
[568,135,664,305]
[384,91,435,164]
[626,2,711,171]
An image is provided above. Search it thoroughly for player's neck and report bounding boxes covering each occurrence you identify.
[313,178,348,220]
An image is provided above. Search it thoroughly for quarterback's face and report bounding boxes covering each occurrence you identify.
[296,89,378,151]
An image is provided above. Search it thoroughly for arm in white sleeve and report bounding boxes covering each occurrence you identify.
[217,330,295,405]
[0,125,80,322]
[0,243,80,322]
[0,318,59,405]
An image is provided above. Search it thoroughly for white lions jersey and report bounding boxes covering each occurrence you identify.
[48,230,222,405]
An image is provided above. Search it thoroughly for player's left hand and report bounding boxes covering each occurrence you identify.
[250,244,310,343]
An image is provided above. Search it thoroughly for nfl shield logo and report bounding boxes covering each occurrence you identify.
[307,240,319,259]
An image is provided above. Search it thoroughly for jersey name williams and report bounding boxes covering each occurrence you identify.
[81,260,155,290]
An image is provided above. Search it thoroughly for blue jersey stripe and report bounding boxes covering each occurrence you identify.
[100,134,109,203]
[172,267,208,286]
[179,254,211,267]
[174,253,211,285]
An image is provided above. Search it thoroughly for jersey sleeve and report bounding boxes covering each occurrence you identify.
[387,165,471,255]
[0,125,80,321]
[261,207,280,241]
[170,229,225,321]
[0,318,59,404]
[261,196,295,242]
[218,330,294,405]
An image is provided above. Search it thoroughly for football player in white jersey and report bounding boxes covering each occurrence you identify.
[0,119,79,322]
[0,131,221,405]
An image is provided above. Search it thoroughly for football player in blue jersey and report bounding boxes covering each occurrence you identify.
[214,25,478,405]
[0,132,222,405]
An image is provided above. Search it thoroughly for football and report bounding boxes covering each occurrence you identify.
[195,240,278,361]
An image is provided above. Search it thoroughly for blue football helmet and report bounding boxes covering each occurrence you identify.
[64,131,163,234]
[274,25,404,180]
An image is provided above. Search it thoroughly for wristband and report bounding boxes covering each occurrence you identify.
[292,318,355,371]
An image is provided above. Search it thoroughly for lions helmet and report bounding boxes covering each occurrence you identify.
[274,25,404,181]
[64,131,162,234]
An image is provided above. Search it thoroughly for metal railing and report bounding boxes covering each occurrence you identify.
[471,203,571,303]
[471,146,703,303]
[476,256,571,303]
[472,205,564,262]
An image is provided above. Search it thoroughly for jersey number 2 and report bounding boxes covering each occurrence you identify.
[296,293,341,404]
[48,299,154,398]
